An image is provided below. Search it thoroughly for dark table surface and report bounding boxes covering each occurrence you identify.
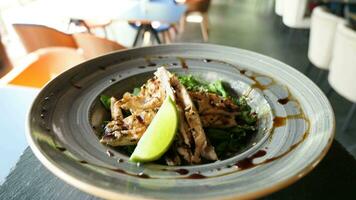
[1,140,355,199]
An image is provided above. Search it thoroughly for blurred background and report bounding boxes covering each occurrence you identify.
[0,0,355,159]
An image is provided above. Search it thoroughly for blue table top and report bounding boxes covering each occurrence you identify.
[116,1,186,23]
[10,0,187,24]
[0,85,39,183]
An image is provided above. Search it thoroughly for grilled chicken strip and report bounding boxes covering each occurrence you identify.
[155,68,194,164]
[156,67,218,163]
[154,68,193,146]
[110,97,123,121]
[190,91,239,128]
[172,76,217,163]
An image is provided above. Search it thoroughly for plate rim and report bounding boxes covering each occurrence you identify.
[26,43,335,199]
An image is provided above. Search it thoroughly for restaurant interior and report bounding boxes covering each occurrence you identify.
[0,0,355,199]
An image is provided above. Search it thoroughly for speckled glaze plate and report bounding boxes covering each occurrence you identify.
[26,44,335,199]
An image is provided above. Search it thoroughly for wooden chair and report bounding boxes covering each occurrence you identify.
[13,24,77,53]
[180,0,211,41]
[0,47,85,88]
[73,33,126,59]
[0,35,12,77]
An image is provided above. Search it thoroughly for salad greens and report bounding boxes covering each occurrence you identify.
[178,75,228,98]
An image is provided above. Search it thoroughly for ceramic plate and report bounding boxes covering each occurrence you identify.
[26,44,335,199]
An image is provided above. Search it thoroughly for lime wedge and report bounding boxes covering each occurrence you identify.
[130,96,178,162]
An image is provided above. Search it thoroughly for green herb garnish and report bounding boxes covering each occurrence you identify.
[100,95,111,110]
[132,87,141,96]
[178,75,228,98]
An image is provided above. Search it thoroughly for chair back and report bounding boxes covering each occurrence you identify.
[73,33,126,59]
[1,47,84,88]
[308,6,345,69]
[13,24,77,53]
[186,0,211,13]
[328,23,356,102]
[0,37,12,77]
[282,0,310,28]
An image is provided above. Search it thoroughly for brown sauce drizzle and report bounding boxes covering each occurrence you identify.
[137,172,150,178]
[250,76,273,90]
[56,146,66,152]
[186,173,206,179]
[144,56,157,67]
[110,168,150,179]
[273,117,286,127]
[175,169,189,175]
[233,131,309,170]
[278,97,289,105]
[287,113,308,120]
[70,82,82,89]
[235,150,267,170]
[111,168,125,173]
[178,57,188,69]
[161,168,190,175]
[278,88,292,105]
[240,69,246,75]
[263,130,309,164]
[73,84,82,89]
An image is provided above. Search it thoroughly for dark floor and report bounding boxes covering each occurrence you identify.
[176,0,356,158]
